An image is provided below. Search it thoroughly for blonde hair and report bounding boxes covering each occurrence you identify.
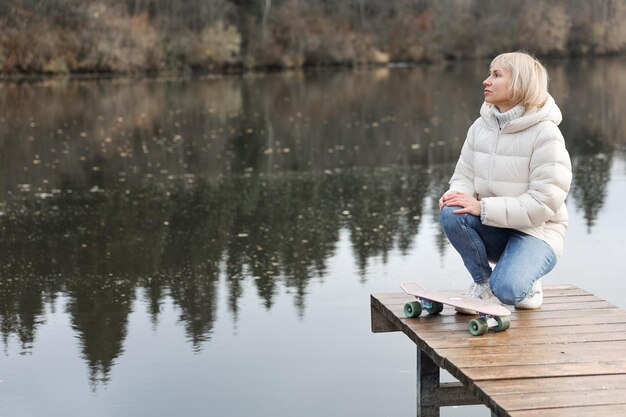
[490,51,549,111]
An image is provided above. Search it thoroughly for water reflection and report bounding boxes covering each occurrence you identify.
[0,166,444,361]
[1,57,626,395]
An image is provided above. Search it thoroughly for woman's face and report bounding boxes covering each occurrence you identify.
[483,65,515,112]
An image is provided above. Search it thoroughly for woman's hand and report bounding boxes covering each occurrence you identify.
[439,192,481,216]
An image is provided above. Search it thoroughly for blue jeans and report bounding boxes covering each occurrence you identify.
[439,205,557,305]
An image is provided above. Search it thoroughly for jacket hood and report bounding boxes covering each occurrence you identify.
[480,94,562,134]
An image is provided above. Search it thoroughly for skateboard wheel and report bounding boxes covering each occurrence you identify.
[493,316,510,332]
[404,301,422,318]
[468,317,489,336]
[426,301,444,316]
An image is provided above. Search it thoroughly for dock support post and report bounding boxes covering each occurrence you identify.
[416,348,440,417]
[416,347,482,416]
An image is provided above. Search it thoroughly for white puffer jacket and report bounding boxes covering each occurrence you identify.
[448,95,572,259]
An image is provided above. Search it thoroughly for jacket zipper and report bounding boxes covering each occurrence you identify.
[488,126,502,194]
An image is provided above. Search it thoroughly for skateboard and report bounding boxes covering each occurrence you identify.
[400,281,512,336]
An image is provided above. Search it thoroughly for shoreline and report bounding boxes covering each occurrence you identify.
[3,54,625,82]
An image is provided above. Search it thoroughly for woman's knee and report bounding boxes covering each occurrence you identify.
[440,205,459,225]
[440,205,480,231]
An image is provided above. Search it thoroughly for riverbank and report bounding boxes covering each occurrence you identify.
[2,0,626,77]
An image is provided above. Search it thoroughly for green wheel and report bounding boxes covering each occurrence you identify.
[493,316,510,332]
[404,301,422,318]
[426,301,444,316]
[468,317,489,336]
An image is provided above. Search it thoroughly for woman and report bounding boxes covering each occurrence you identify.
[439,51,572,312]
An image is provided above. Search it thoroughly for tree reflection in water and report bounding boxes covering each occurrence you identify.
[0,166,442,383]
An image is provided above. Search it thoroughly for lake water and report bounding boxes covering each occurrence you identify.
[1,57,626,417]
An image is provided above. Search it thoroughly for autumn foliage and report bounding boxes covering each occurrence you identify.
[1,0,626,74]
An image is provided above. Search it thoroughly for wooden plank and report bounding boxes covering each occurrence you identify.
[509,404,626,417]
[438,339,626,359]
[496,387,626,410]
[541,284,578,291]
[405,322,626,339]
[370,299,400,333]
[479,374,626,395]
[510,307,625,319]
[462,361,626,380]
[371,292,413,302]
[510,313,626,327]
[438,382,480,407]
[387,311,626,332]
[542,288,591,297]
[427,331,626,349]
[442,342,626,368]
[518,300,614,311]
[540,294,604,304]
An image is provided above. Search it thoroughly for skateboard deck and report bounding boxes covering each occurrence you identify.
[400,281,511,336]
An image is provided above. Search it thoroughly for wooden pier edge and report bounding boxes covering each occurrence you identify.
[370,286,626,417]
[371,294,486,416]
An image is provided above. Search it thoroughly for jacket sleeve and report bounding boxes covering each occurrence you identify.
[480,125,572,228]
[448,124,477,197]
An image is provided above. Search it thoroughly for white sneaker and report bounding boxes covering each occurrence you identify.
[516,279,543,309]
[456,280,494,315]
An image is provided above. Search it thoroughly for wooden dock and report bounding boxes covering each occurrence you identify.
[370,285,626,417]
